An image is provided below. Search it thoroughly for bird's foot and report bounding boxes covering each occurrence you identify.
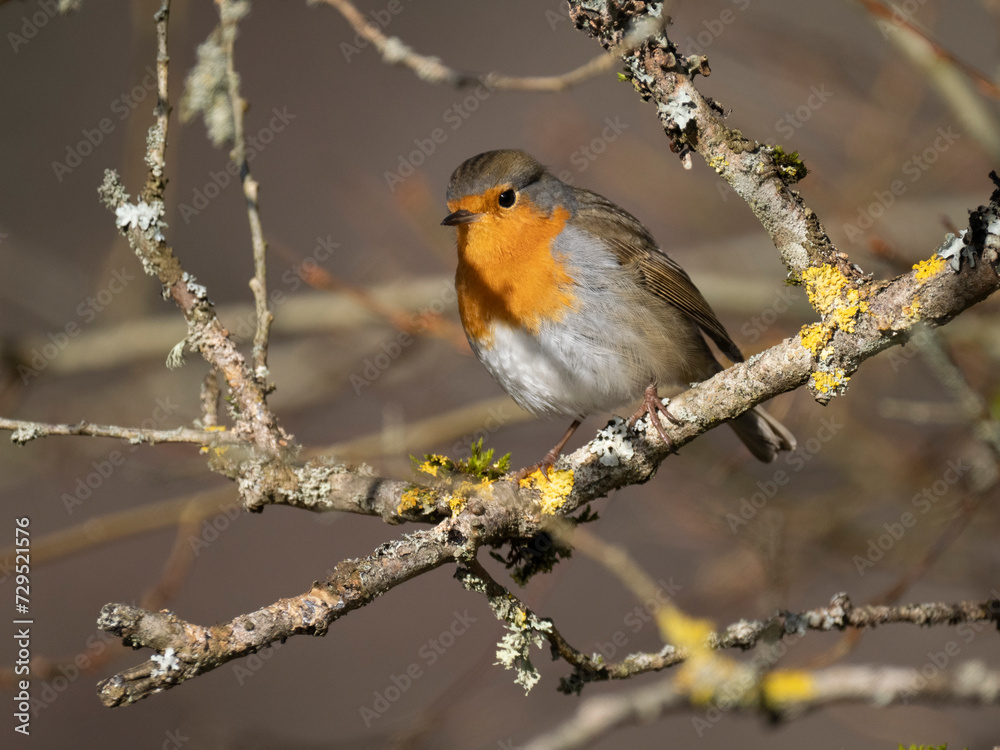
[628,383,680,452]
[513,419,581,482]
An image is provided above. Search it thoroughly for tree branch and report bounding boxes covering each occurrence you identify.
[217,0,274,381]
[85,0,1000,718]
[0,416,237,447]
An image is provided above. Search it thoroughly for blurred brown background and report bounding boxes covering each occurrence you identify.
[1,0,999,747]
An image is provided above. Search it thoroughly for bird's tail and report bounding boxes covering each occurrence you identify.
[728,406,797,463]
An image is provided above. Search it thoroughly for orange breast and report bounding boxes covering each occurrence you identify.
[452,192,576,349]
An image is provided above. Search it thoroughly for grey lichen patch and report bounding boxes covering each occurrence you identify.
[290,461,339,511]
[455,567,552,694]
[10,425,42,445]
[98,169,129,211]
[588,417,634,467]
[166,339,187,370]
[936,230,975,272]
[150,647,181,677]
[180,21,238,147]
[495,611,552,694]
[145,122,166,178]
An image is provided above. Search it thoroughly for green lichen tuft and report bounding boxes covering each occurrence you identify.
[772,145,808,183]
[411,438,510,482]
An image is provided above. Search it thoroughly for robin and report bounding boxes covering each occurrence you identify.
[441,149,796,477]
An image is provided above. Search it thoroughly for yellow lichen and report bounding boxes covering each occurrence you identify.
[415,456,451,477]
[519,469,574,514]
[799,323,830,355]
[199,425,229,454]
[801,264,848,315]
[656,603,714,652]
[709,155,728,174]
[662,604,747,707]
[903,298,922,318]
[447,494,467,515]
[827,288,869,333]
[913,255,946,281]
[811,369,849,394]
[801,264,869,337]
[397,488,424,514]
[761,669,816,705]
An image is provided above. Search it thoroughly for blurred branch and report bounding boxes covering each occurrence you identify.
[523,660,1000,750]
[317,394,531,461]
[7,277,459,376]
[911,323,1000,456]
[0,488,233,574]
[316,0,664,91]
[854,0,1000,162]
[217,0,274,380]
[269,245,469,349]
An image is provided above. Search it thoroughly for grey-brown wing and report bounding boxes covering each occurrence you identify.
[572,188,744,363]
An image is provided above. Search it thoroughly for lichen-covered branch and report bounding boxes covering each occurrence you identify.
[96,500,529,706]
[0,416,237,448]
[523,660,1000,750]
[95,0,289,457]
[86,0,1000,720]
[569,1,841,280]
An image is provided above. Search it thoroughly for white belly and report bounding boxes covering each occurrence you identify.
[471,321,647,419]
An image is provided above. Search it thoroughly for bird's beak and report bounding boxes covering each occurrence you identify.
[441,209,481,226]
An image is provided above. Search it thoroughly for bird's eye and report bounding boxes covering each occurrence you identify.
[497,189,516,208]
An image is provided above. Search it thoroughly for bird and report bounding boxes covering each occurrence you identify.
[441,149,795,477]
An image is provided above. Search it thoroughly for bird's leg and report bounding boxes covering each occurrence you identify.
[515,419,581,481]
[629,382,680,451]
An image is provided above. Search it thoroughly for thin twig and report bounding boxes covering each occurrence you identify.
[97,3,289,455]
[0,417,238,447]
[853,0,1000,162]
[317,0,662,91]
[218,0,273,381]
[142,0,170,203]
